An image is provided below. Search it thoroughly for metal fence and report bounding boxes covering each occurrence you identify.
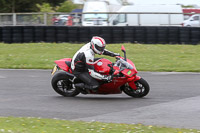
[0,12,81,26]
[0,12,199,26]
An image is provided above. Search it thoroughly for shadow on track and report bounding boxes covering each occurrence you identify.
[51,95,150,101]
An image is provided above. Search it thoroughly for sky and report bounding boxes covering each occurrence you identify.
[130,0,200,6]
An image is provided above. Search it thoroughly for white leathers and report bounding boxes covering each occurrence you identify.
[71,43,108,80]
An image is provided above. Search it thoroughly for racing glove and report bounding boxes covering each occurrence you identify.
[103,75,112,83]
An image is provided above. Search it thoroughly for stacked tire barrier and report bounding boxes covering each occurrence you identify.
[157,27,168,44]
[191,27,200,44]
[0,26,200,44]
[123,26,134,43]
[23,26,34,43]
[56,26,68,43]
[34,26,45,42]
[2,27,12,43]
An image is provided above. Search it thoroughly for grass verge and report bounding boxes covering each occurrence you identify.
[0,43,200,72]
[0,117,200,133]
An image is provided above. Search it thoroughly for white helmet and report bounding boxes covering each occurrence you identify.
[91,36,106,55]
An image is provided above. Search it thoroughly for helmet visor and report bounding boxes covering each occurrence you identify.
[95,44,105,52]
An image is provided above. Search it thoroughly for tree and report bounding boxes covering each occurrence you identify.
[56,0,79,13]
[36,3,55,13]
[0,0,42,12]
[46,0,66,7]
[0,0,65,13]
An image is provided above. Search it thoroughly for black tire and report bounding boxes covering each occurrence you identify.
[123,78,150,98]
[51,72,80,97]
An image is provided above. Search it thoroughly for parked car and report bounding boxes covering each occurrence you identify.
[182,14,200,27]
[53,15,69,26]
[182,8,200,20]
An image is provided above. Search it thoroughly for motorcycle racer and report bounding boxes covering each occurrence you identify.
[71,36,119,91]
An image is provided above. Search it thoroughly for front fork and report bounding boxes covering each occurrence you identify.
[127,75,141,90]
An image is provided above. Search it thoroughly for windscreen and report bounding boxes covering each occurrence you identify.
[116,58,133,70]
[83,14,108,21]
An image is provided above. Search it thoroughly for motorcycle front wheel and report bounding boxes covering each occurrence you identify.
[123,78,150,98]
[51,72,80,97]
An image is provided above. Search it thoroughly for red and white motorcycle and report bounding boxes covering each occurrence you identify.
[51,45,150,98]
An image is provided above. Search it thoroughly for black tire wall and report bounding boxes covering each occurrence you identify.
[0,26,200,44]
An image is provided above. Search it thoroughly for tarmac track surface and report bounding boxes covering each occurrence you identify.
[0,69,200,129]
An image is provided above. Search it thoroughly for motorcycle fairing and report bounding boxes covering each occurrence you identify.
[55,58,72,72]
[97,77,127,94]
[122,69,136,77]
[93,58,112,75]
[127,75,141,90]
[116,57,138,77]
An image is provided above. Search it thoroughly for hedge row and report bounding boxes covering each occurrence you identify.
[0,26,200,44]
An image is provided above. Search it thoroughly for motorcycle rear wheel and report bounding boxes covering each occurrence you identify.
[51,72,80,97]
[123,78,150,98]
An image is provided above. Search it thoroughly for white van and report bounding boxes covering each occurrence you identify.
[82,1,109,26]
[109,5,184,26]
[182,14,200,27]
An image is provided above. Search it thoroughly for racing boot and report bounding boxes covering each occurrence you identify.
[74,83,88,94]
